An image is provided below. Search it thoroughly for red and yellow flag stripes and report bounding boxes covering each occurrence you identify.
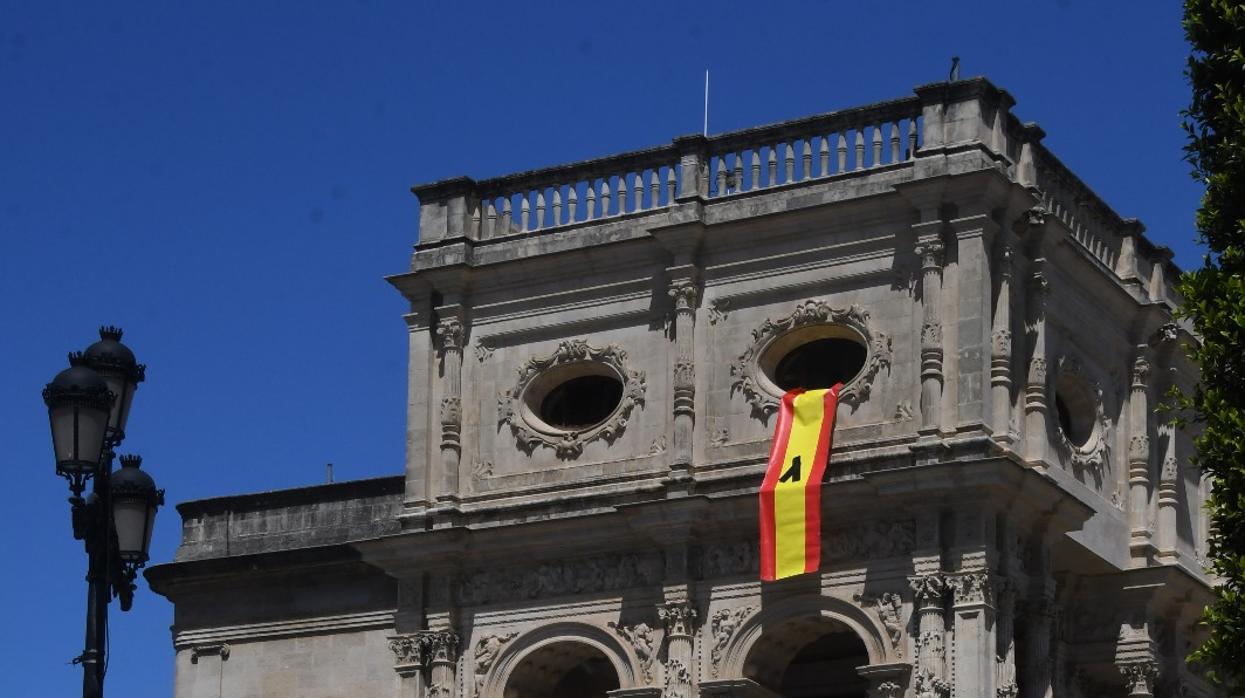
[759,384,842,581]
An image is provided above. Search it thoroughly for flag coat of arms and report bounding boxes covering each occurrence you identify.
[759,384,842,581]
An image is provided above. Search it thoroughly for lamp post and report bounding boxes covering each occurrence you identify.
[42,327,162,698]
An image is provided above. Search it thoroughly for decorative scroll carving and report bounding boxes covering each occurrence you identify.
[649,436,667,455]
[497,339,646,458]
[424,630,460,664]
[855,592,904,658]
[473,632,517,693]
[457,553,662,605]
[388,635,424,667]
[1119,660,1159,696]
[472,459,493,479]
[190,642,230,664]
[435,317,465,354]
[730,300,892,417]
[707,298,730,325]
[609,621,659,684]
[659,602,698,638]
[894,400,915,421]
[709,606,755,676]
[474,341,494,362]
[668,279,698,313]
[948,572,994,606]
[665,657,693,698]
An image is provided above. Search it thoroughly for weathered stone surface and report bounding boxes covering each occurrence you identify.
[147,78,1221,698]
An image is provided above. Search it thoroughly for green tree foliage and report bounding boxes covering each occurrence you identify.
[1181,0,1245,689]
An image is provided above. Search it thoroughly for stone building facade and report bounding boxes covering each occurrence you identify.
[148,78,1220,697]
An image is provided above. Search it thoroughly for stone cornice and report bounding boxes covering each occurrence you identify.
[174,609,394,649]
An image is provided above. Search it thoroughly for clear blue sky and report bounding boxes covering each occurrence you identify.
[0,1,1200,695]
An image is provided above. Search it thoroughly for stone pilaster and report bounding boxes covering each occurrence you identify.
[948,573,997,698]
[423,630,460,698]
[1020,599,1054,698]
[909,574,950,698]
[994,579,1017,698]
[389,634,427,698]
[1023,268,1049,465]
[433,313,465,520]
[917,239,946,436]
[1156,427,1179,561]
[402,300,436,523]
[659,601,697,698]
[668,277,698,488]
[1127,350,1154,559]
[991,245,1014,444]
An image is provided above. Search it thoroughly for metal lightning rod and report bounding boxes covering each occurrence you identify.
[703,69,709,136]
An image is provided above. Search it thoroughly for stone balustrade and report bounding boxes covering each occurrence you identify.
[409,77,1177,301]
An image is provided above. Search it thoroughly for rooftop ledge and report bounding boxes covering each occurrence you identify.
[404,76,1179,296]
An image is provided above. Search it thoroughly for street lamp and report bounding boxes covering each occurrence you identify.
[43,327,162,698]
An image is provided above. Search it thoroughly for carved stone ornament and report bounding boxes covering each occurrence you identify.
[1119,660,1159,695]
[668,278,698,312]
[389,634,425,667]
[423,630,460,664]
[665,657,693,698]
[730,300,892,417]
[707,298,730,325]
[659,602,698,637]
[709,606,755,676]
[855,592,905,658]
[697,520,916,579]
[609,621,659,684]
[435,317,465,353]
[876,681,904,698]
[948,572,994,606]
[1054,356,1111,474]
[497,339,646,459]
[457,553,662,606]
[473,632,518,692]
[189,642,230,664]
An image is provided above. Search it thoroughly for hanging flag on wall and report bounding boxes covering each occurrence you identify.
[759,384,843,581]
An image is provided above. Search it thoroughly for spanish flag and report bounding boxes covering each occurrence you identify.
[759,384,842,581]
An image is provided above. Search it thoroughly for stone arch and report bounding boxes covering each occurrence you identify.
[478,622,638,698]
[717,593,898,683]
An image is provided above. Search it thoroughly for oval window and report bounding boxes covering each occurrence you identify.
[539,374,623,430]
[522,362,625,433]
[1054,372,1098,448]
[773,337,867,391]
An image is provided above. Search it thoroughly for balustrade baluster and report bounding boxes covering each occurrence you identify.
[520,195,531,232]
[784,141,795,182]
[502,198,512,233]
[837,132,848,172]
[586,182,597,220]
[716,157,727,196]
[617,174,628,212]
[535,191,546,230]
[568,187,578,221]
[750,151,761,190]
[733,152,744,193]
[801,139,811,181]
[872,124,882,166]
[855,129,865,170]
[633,173,643,211]
[650,171,660,208]
[471,202,481,237]
[767,147,777,187]
[907,118,918,159]
[666,166,676,202]
[486,201,497,238]
[552,189,562,225]
[601,178,611,216]
[819,137,829,176]
[890,121,901,163]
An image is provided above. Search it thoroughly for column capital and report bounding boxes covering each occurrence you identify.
[434,316,465,354]
[658,601,698,638]
[1118,659,1159,697]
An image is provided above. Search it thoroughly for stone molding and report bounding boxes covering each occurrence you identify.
[730,300,891,418]
[188,642,230,664]
[174,609,394,648]
[497,339,647,458]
